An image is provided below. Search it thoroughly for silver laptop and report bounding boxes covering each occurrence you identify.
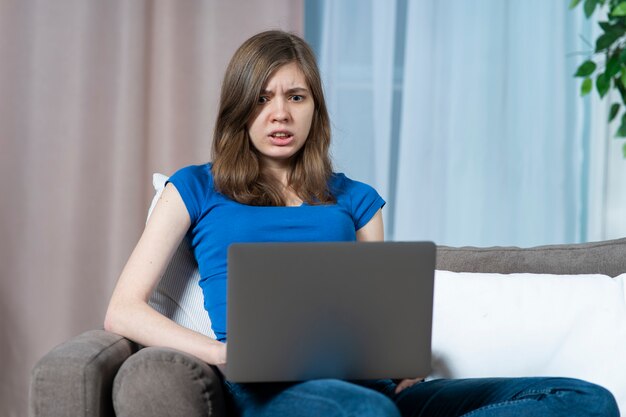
[223,241,436,383]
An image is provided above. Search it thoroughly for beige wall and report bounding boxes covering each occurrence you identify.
[0,1,303,415]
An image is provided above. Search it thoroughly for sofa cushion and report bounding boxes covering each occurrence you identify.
[431,270,626,414]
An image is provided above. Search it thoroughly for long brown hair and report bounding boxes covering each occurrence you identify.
[211,30,334,206]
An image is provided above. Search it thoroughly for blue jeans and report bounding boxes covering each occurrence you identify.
[223,377,619,417]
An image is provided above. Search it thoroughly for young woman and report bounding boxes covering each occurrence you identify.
[105,30,619,417]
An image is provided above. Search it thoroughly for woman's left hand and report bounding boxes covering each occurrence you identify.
[394,377,424,394]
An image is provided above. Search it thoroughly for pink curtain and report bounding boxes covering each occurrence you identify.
[0,1,303,415]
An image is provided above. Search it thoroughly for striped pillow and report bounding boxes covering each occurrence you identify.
[147,173,215,338]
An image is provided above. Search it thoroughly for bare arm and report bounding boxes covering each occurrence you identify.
[356,209,384,242]
[104,183,226,365]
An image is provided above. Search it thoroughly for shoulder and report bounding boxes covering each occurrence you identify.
[330,172,378,197]
[167,163,214,222]
[169,163,213,185]
[330,172,385,230]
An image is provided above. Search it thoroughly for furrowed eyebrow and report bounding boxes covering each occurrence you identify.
[286,87,309,94]
[260,87,309,95]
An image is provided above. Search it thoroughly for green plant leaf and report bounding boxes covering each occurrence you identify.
[607,54,622,77]
[611,1,626,15]
[610,103,621,121]
[575,60,597,77]
[599,21,613,31]
[597,72,611,97]
[570,0,583,8]
[620,67,626,86]
[599,21,626,37]
[581,77,593,95]
[595,30,623,51]
[617,113,626,136]
[584,0,598,17]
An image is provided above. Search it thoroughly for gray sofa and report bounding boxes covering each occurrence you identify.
[30,238,626,417]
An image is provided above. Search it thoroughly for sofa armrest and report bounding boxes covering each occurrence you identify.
[30,329,138,417]
[112,347,226,417]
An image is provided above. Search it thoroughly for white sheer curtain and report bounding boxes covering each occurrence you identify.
[395,0,586,247]
[311,0,623,247]
[314,1,397,201]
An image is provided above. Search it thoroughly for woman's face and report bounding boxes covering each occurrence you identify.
[247,62,315,169]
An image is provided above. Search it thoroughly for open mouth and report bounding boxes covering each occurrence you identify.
[269,132,294,145]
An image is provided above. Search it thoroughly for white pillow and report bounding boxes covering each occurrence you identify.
[432,270,626,415]
[147,173,214,338]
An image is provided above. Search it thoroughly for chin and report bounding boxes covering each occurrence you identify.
[266,147,303,159]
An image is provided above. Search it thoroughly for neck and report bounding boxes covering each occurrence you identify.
[260,163,303,206]
[261,162,291,187]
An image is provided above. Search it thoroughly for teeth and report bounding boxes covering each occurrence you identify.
[273,132,289,137]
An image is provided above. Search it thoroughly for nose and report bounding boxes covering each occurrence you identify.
[270,98,290,123]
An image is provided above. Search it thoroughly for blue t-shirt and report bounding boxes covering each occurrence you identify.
[167,163,385,342]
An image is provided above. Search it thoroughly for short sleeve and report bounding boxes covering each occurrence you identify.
[166,164,213,224]
[334,174,386,230]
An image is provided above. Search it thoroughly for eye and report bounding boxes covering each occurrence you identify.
[291,95,304,102]
[258,96,269,104]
